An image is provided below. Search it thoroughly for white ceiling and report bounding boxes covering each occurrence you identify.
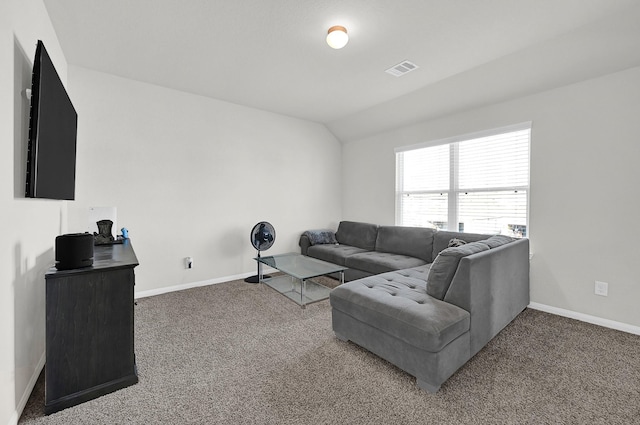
[43,0,640,139]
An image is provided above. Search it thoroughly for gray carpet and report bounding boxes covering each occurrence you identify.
[19,278,640,424]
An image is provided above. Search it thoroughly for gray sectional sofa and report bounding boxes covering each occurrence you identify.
[299,221,529,392]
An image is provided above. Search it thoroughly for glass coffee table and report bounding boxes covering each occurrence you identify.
[256,253,347,308]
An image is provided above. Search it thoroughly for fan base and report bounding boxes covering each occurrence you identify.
[244,275,270,284]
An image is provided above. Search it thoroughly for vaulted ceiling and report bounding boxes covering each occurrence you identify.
[44,0,640,141]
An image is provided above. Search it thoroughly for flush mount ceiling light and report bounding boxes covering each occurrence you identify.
[326,25,348,49]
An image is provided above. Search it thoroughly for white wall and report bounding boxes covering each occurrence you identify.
[2,6,341,423]
[66,67,343,294]
[5,6,634,425]
[342,66,640,328]
[1,2,69,424]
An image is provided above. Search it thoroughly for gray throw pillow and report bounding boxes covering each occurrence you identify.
[303,230,338,245]
[426,241,490,300]
[483,235,514,248]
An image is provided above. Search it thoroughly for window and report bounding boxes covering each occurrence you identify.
[395,123,530,237]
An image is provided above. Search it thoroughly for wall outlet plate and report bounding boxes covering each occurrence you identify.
[595,281,608,297]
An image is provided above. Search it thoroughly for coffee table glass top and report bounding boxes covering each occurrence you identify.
[255,253,347,308]
[256,253,347,280]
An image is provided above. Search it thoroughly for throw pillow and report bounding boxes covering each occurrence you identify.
[426,241,490,300]
[448,238,467,248]
[304,230,338,245]
[483,235,515,248]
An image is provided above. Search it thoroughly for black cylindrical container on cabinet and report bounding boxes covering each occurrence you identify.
[55,232,94,270]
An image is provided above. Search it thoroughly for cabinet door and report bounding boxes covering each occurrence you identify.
[46,267,135,402]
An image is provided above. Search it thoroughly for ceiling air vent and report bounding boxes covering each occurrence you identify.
[385,60,419,77]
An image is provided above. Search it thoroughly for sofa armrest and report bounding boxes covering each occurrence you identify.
[443,238,530,356]
[299,234,311,256]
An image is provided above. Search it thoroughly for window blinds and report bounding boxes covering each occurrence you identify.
[396,124,530,237]
[396,144,450,229]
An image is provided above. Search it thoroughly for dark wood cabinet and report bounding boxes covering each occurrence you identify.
[45,240,139,414]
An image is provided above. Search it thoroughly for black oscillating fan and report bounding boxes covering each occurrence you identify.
[244,221,276,283]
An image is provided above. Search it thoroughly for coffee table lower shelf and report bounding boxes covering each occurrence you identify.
[255,253,347,309]
[262,275,333,307]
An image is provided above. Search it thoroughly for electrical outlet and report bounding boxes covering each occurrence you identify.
[185,257,193,269]
[594,281,608,297]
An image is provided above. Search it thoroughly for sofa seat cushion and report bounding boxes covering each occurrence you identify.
[307,244,368,266]
[345,251,427,275]
[394,264,432,281]
[330,273,470,352]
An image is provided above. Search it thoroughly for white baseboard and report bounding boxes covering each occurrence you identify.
[135,272,250,299]
[528,302,640,336]
[134,267,277,299]
[8,351,45,425]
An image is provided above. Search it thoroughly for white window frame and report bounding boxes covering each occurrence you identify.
[395,122,531,237]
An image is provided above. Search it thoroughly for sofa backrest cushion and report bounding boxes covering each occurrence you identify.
[335,221,379,251]
[375,226,437,262]
[426,241,490,300]
[432,231,490,259]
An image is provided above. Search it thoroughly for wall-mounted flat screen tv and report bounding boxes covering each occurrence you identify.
[26,40,77,200]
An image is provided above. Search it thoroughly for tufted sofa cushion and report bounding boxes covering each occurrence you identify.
[330,271,470,352]
[395,264,432,281]
[426,241,491,300]
[307,244,368,266]
[345,251,427,275]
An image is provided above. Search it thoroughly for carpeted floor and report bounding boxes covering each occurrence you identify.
[19,278,640,424]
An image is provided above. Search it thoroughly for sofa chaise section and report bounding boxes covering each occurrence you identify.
[330,266,472,392]
[330,236,530,392]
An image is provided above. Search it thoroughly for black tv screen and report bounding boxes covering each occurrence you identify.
[26,40,77,200]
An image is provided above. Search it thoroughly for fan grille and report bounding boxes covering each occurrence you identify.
[250,221,275,252]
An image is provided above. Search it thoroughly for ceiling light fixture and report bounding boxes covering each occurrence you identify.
[326,25,348,49]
